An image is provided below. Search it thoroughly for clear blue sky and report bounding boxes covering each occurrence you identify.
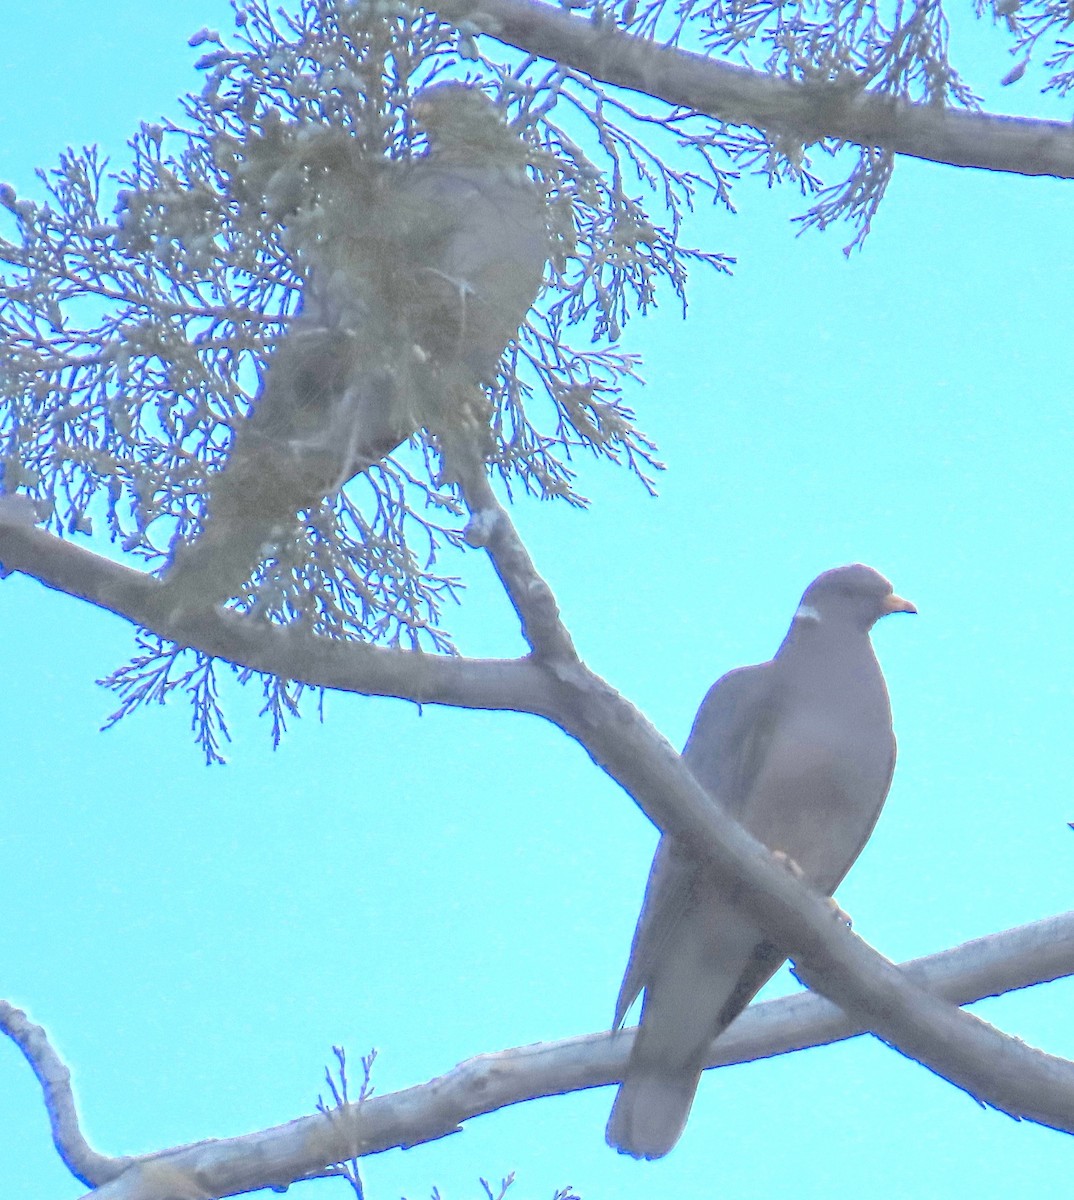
[3,4,1073,1198]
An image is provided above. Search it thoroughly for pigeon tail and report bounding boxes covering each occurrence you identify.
[164,506,291,612]
[605,1067,701,1160]
[162,365,404,611]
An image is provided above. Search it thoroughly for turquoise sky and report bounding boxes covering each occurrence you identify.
[3,4,1073,1199]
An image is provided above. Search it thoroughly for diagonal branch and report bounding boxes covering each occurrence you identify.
[0,514,557,718]
[707,909,1074,1069]
[433,0,1074,179]
[441,433,578,662]
[4,913,1070,1197]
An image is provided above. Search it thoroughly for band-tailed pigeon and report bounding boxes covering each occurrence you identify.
[606,564,915,1159]
[164,82,549,607]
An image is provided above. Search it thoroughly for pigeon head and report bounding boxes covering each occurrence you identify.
[411,82,528,165]
[794,563,916,631]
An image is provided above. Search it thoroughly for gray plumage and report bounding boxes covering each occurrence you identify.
[606,563,915,1159]
[164,83,549,608]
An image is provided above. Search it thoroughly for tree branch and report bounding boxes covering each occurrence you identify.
[8,500,1074,1139]
[4,913,1068,1197]
[708,909,1074,1069]
[434,0,1074,179]
[0,1001,130,1189]
[442,434,579,663]
[0,515,558,718]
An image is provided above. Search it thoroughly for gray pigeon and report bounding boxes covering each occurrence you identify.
[606,563,915,1159]
[164,83,550,608]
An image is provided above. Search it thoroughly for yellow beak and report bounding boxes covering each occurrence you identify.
[882,593,917,615]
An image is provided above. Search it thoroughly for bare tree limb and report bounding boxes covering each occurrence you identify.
[0,515,558,718]
[0,1002,130,1189]
[3,912,1067,1197]
[433,468,1074,1130]
[434,0,1074,179]
[708,909,1074,1068]
[443,434,578,663]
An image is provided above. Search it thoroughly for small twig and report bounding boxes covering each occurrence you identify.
[313,1046,376,1198]
[440,431,579,664]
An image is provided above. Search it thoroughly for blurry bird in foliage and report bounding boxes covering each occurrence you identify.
[164,82,550,610]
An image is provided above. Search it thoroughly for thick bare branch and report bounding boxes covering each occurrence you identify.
[0,515,556,717]
[707,909,1074,1068]
[434,0,1074,178]
[7,912,1061,1197]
